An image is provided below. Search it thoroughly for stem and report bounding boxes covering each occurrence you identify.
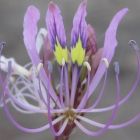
[55,135,69,140]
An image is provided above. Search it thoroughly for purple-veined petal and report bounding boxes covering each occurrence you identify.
[46,1,66,49]
[78,8,128,109]
[71,0,87,48]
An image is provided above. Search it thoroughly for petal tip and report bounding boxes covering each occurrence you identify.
[121,8,129,14]
[48,1,58,12]
[25,5,40,20]
[27,5,39,13]
[80,0,87,10]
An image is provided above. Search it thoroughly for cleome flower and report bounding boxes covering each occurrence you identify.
[0,0,140,140]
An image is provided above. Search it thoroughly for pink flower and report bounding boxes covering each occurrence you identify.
[0,0,140,140]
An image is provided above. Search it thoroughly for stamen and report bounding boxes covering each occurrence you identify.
[60,66,65,107]
[101,58,109,68]
[83,61,91,71]
[0,55,30,77]
[83,70,108,111]
[64,108,76,122]
[64,65,70,106]
[70,65,78,107]
[81,40,140,113]
[0,42,6,53]
[74,62,120,136]
[81,78,87,86]
[4,96,65,133]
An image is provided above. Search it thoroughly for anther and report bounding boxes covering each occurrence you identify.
[128,40,139,51]
[83,61,91,71]
[81,78,87,86]
[62,58,65,66]
[0,42,6,48]
[114,61,120,75]
[47,61,53,73]
[102,58,109,68]
[36,63,43,75]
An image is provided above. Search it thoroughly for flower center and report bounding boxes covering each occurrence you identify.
[64,108,76,122]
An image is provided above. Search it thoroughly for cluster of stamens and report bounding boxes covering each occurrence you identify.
[63,108,76,122]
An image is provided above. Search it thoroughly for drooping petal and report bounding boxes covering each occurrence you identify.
[46,1,66,48]
[89,8,129,95]
[71,0,87,48]
[23,5,40,65]
[78,8,128,109]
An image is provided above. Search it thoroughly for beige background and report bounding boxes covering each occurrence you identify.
[0,0,140,140]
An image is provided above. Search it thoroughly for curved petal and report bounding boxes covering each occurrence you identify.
[102,8,128,61]
[46,1,66,49]
[78,8,128,109]
[79,40,140,113]
[4,101,64,133]
[23,5,40,65]
[71,0,87,48]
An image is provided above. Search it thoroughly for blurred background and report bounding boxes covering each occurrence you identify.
[0,0,140,140]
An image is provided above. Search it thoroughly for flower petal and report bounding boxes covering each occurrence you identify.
[78,8,128,109]
[102,8,129,62]
[88,8,129,97]
[23,6,62,108]
[46,1,66,49]
[71,0,87,48]
[23,5,40,65]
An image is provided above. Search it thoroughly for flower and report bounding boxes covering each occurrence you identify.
[0,0,140,139]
